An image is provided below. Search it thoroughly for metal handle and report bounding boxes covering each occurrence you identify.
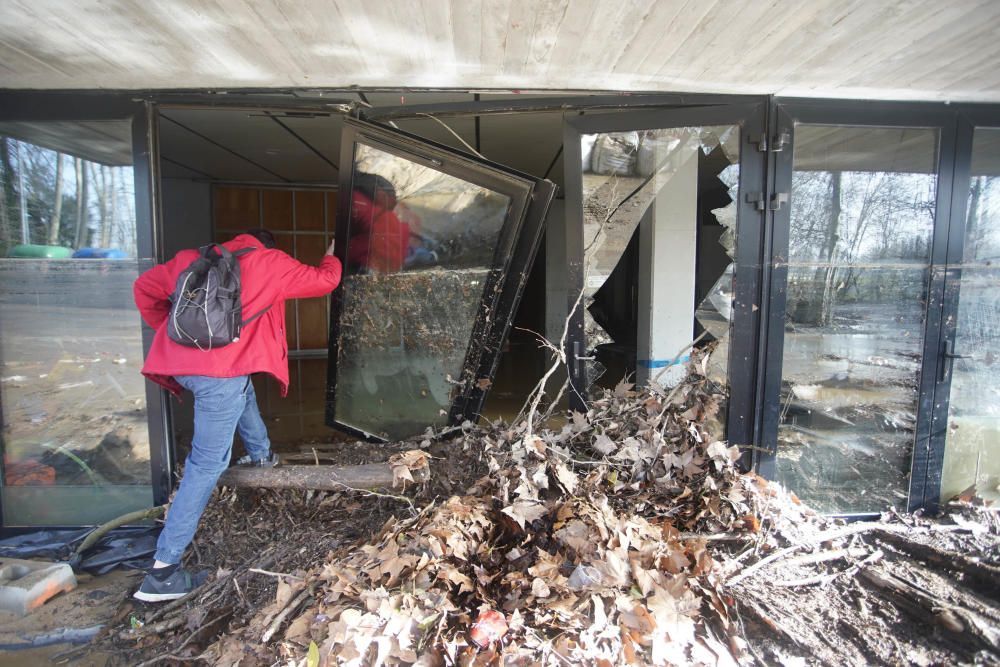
[940,339,971,382]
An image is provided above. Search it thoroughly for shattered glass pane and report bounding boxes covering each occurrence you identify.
[775,125,938,513]
[331,144,511,440]
[0,125,154,526]
[579,125,738,416]
[941,127,1000,504]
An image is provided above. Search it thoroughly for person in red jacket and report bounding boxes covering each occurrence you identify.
[347,172,410,274]
[131,229,341,601]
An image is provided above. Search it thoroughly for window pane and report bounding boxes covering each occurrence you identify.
[776,124,938,513]
[0,123,153,526]
[332,143,512,439]
[941,127,1000,503]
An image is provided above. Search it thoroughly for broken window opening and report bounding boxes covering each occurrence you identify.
[577,125,740,440]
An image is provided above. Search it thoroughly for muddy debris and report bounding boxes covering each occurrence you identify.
[91,356,999,666]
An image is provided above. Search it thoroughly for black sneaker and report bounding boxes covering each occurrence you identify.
[133,567,209,602]
[235,452,280,467]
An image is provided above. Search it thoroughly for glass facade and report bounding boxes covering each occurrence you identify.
[775,125,939,513]
[940,127,1000,503]
[0,121,154,525]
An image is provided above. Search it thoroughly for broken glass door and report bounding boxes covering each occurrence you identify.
[563,104,766,446]
[326,118,554,440]
[771,121,942,513]
[939,125,1000,504]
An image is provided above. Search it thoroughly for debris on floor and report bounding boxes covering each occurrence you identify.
[89,356,999,665]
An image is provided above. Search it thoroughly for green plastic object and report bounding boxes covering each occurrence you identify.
[6,244,74,259]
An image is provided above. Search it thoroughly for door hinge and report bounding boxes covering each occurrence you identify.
[749,131,790,153]
[746,192,766,211]
[770,192,789,210]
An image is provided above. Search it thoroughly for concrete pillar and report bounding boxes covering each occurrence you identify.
[637,149,699,386]
[544,198,568,345]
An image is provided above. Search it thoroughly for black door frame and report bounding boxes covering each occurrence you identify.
[325,116,555,441]
[757,99,960,514]
[918,105,1000,510]
[0,91,172,530]
[561,101,769,454]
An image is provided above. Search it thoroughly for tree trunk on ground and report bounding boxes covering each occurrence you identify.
[217,464,403,491]
[48,153,63,245]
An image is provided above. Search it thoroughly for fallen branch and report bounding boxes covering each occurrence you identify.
[873,528,1000,600]
[774,549,883,587]
[218,463,408,492]
[261,584,315,644]
[248,568,303,580]
[726,521,980,587]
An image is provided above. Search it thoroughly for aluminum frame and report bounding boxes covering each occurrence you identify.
[759,98,960,514]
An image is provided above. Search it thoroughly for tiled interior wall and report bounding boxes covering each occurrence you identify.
[213,186,339,444]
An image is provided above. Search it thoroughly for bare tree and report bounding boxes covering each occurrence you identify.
[47,153,63,245]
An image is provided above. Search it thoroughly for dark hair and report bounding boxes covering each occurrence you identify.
[353,171,396,203]
[244,229,276,249]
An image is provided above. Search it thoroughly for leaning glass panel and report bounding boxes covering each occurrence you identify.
[332,143,511,440]
[0,122,154,525]
[776,124,938,513]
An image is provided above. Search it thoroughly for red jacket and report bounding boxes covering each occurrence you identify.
[134,234,342,396]
[347,190,410,273]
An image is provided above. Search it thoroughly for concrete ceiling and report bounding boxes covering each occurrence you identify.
[2,1,1000,102]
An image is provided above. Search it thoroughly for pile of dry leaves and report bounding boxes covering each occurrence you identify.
[108,355,1000,666]
[201,361,796,666]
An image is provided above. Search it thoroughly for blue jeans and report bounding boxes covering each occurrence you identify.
[154,375,270,565]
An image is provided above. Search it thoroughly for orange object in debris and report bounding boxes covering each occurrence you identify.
[470,609,508,648]
[5,459,56,486]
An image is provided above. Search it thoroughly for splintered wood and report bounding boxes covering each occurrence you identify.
[109,354,1000,666]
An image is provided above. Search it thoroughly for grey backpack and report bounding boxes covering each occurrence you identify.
[167,244,269,350]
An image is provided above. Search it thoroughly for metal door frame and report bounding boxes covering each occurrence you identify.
[758,99,959,514]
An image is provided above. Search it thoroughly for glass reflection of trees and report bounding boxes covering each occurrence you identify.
[0,137,137,257]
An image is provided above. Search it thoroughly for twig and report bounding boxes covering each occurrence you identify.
[133,609,231,667]
[143,549,279,624]
[261,584,315,643]
[726,521,979,587]
[783,546,867,567]
[248,568,304,580]
[327,480,417,516]
[774,549,883,587]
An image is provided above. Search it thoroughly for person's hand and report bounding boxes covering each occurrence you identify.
[325,239,336,256]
